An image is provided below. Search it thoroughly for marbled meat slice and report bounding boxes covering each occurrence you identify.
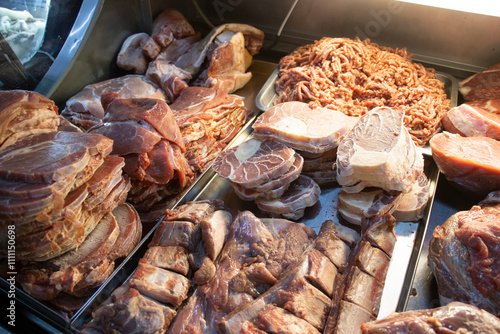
[430,131,500,197]
[360,302,500,334]
[336,107,423,193]
[212,138,296,188]
[253,101,349,153]
[255,174,320,219]
[459,63,500,101]
[442,100,500,140]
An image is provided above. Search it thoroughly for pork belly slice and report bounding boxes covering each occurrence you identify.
[442,100,500,140]
[430,131,500,197]
[149,220,200,251]
[140,246,189,276]
[354,241,391,283]
[255,174,320,220]
[392,172,429,222]
[81,288,176,334]
[254,305,321,334]
[253,101,349,153]
[129,263,191,307]
[459,63,500,101]
[337,107,423,193]
[360,302,500,334]
[343,266,384,316]
[332,300,375,334]
[200,210,232,261]
[212,138,296,188]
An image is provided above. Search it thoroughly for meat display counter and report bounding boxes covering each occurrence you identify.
[1,0,500,333]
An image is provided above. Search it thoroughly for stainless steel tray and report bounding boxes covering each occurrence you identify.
[0,60,279,333]
[256,65,459,156]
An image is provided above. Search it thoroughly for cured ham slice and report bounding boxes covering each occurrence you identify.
[430,132,500,197]
[360,302,500,333]
[459,63,500,101]
[253,101,349,153]
[428,204,500,315]
[212,138,296,188]
[442,99,500,139]
[337,107,423,193]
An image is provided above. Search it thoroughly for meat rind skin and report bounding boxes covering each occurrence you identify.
[442,102,500,140]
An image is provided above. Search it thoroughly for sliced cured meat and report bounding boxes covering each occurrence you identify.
[338,188,402,225]
[253,101,349,153]
[212,138,296,188]
[360,302,500,334]
[459,63,500,101]
[428,205,500,315]
[430,132,500,197]
[61,75,166,130]
[117,33,160,74]
[442,100,500,139]
[392,173,429,222]
[337,107,423,193]
[255,174,320,220]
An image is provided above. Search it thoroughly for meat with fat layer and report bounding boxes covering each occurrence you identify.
[430,131,500,197]
[151,8,195,48]
[117,33,160,75]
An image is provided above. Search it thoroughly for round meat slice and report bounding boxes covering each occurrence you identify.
[231,180,289,201]
[212,138,296,188]
[392,173,430,222]
[255,175,321,220]
[253,153,303,192]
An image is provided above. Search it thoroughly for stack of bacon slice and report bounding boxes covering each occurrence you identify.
[0,131,131,261]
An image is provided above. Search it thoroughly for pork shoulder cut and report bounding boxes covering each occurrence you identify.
[430,131,500,197]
